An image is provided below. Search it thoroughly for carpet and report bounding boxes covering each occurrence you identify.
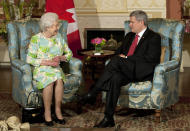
[0,93,21,120]
[1,93,190,131]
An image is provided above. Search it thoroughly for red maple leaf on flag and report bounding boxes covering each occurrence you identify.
[46,0,75,23]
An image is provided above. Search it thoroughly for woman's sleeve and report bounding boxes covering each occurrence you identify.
[26,35,42,66]
[62,39,73,61]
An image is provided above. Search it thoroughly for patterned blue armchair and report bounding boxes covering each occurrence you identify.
[102,18,185,121]
[7,19,83,109]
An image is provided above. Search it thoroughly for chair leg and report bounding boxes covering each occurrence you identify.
[76,102,82,114]
[17,103,22,109]
[170,104,175,111]
[155,109,161,123]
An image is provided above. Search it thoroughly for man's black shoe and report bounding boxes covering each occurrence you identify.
[94,116,115,128]
[78,93,96,105]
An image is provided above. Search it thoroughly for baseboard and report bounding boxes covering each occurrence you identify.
[0,62,10,66]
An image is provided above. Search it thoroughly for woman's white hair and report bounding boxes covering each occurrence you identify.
[39,12,58,32]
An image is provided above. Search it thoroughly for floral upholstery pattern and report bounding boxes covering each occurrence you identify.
[102,18,185,110]
[7,19,83,107]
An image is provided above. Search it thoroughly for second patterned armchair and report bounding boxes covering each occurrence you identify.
[102,18,185,121]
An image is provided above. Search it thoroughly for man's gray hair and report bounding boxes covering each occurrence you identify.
[130,10,148,26]
[39,12,59,32]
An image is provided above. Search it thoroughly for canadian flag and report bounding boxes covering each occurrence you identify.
[46,0,82,59]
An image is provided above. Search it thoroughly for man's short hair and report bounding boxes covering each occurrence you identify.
[130,10,148,26]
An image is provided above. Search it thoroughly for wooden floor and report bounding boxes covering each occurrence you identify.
[0,65,12,93]
[179,68,190,97]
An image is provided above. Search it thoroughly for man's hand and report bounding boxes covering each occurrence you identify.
[119,54,126,58]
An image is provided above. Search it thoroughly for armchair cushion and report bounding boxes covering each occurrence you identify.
[121,81,152,95]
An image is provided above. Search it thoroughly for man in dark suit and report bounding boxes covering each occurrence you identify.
[80,10,161,128]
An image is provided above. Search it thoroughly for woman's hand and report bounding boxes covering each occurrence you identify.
[59,56,67,62]
[48,60,59,67]
[41,60,59,67]
[41,55,67,67]
[52,56,61,63]
[52,56,67,62]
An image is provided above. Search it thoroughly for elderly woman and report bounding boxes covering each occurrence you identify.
[26,12,72,126]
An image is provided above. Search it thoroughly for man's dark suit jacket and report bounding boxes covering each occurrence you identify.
[115,27,161,82]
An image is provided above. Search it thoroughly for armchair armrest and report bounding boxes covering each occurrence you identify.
[68,57,83,77]
[11,59,33,85]
[154,60,179,73]
[12,59,32,76]
[151,59,180,108]
[11,59,37,107]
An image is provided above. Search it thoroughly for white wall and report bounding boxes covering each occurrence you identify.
[74,0,166,48]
